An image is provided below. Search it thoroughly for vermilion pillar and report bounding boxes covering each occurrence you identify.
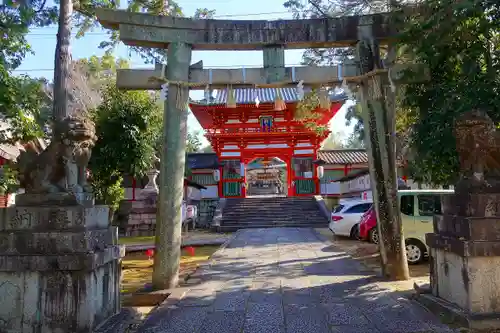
[287,156,294,197]
[313,148,320,195]
[241,160,246,197]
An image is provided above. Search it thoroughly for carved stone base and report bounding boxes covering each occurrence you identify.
[15,192,95,207]
[428,247,500,312]
[0,205,124,333]
[426,191,500,331]
[416,293,500,331]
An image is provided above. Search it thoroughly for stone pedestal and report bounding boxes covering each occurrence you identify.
[0,203,125,333]
[141,168,159,196]
[423,188,500,330]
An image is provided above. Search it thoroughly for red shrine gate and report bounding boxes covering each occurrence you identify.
[189,88,344,198]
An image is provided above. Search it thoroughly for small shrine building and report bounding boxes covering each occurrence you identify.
[188,87,346,198]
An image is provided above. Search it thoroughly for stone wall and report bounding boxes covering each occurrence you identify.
[198,198,219,227]
[116,199,157,236]
[116,197,214,236]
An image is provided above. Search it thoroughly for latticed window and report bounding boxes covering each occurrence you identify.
[293,157,313,177]
[223,160,241,179]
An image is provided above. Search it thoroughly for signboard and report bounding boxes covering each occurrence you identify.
[259,116,273,132]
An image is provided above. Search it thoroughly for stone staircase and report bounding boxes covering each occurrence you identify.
[218,196,328,231]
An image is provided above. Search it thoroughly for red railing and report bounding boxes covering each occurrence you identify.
[205,127,310,135]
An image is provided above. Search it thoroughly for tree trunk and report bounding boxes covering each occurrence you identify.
[356,37,410,281]
[53,0,73,120]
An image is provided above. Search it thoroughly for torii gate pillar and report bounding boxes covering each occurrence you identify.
[153,42,193,290]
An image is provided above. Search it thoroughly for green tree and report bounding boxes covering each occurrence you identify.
[321,131,345,149]
[283,0,396,142]
[400,0,500,185]
[186,131,202,152]
[344,131,365,149]
[76,54,131,90]
[89,84,162,210]
[0,0,57,143]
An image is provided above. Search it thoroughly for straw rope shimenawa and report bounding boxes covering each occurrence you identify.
[147,67,393,88]
[148,65,395,109]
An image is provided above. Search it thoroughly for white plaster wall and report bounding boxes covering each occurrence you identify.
[247,144,288,149]
[320,182,341,195]
[221,151,241,157]
[201,185,218,198]
[294,149,314,155]
[187,187,202,201]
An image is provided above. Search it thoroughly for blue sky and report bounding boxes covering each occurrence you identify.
[15,0,354,146]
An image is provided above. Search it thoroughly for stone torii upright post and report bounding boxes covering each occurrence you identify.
[96,8,422,287]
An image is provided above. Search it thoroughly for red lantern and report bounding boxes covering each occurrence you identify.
[146,249,154,260]
[185,246,195,256]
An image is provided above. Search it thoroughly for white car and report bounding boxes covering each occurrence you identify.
[329,200,373,239]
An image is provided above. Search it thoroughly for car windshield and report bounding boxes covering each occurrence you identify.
[332,204,344,213]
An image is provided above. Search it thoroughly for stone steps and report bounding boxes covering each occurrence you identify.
[218,224,324,232]
[219,197,328,230]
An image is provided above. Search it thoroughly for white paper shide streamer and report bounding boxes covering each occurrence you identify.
[296,80,304,100]
[160,83,169,101]
[388,67,397,93]
[204,85,211,101]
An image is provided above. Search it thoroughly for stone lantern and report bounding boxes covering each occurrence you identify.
[140,155,160,197]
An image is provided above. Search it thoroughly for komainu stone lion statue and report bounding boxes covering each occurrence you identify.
[455,110,500,184]
[17,115,98,194]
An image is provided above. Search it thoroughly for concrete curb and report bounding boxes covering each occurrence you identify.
[124,237,230,253]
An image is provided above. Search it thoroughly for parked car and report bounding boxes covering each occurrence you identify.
[359,189,454,265]
[329,200,373,239]
[359,205,377,243]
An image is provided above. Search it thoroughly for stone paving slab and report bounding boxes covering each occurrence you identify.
[136,228,458,333]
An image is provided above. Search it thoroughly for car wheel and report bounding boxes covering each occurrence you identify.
[406,239,426,265]
[350,224,360,240]
[369,228,379,244]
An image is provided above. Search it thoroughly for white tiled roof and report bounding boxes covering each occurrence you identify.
[199,88,347,104]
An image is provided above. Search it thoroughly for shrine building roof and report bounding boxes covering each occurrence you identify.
[186,150,368,170]
[192,87,348,105]
[316,149,368,165]
[187,153,220,170]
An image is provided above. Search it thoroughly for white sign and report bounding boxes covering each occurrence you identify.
[187,187,202,201]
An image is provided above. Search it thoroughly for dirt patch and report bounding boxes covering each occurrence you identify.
[332,237,429,279]
[120,245,220,309]
[121,245,220,294]
[316,228,430,293]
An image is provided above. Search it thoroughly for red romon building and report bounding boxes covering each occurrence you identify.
[188,87,346,198]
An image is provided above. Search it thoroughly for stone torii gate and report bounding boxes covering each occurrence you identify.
[96,8,427,288]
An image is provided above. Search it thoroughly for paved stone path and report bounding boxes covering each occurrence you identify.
[136,228,456,333]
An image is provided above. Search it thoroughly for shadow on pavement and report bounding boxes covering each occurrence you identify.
[133,228,457,333]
